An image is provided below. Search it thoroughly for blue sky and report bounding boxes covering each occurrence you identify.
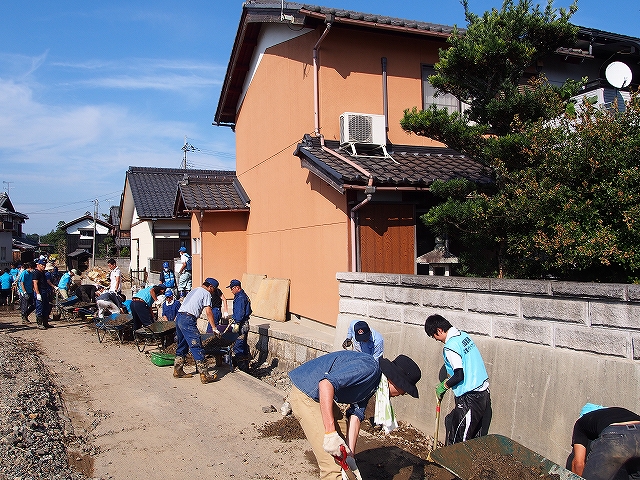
[1,0,637,235]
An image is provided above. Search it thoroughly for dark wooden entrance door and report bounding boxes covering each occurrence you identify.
[358,203,415,274]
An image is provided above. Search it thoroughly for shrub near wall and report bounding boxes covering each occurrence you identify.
[335,272,640,465]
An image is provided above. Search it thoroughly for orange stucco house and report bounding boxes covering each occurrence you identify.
[211,2,493,326]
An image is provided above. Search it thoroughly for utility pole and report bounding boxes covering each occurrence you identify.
[92,199,98,268]
[181,136,198,169]
[2,181,12,196]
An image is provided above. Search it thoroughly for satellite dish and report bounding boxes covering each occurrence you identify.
[605,61,632,89]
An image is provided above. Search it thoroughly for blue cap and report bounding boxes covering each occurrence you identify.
[580,403,606,417]
[164,289,173,297]
[178,247,187,252]
[37,259,47,265]
[204,278,219,288]
[163,262,169,268]
[226,279,241,289]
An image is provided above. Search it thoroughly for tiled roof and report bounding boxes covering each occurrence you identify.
[0,192,28,220]
[61,214,114,230]
[126,167,236,219]
[294,134,493,192]
[177,175,250,212]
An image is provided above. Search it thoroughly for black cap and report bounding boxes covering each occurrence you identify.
[353,321,371,342]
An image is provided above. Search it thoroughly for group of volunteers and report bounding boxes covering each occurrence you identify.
[127,247,253,383]
[289,314,639,480]
[6,257,78,330]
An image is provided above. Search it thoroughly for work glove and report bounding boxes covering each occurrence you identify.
[323,431,351,457]
[342,338,352,350]
[222,312,228,319]
[36,294,42,301]
[212,328,221,338]
[435,380,448,401]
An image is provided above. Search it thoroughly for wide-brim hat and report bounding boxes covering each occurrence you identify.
[45,263,55,271]
[379,355,421,398]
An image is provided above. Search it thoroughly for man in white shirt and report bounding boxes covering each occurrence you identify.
[107,258,121,294]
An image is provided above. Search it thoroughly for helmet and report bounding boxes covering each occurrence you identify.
[163,262,169,268]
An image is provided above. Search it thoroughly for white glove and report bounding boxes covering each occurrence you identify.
[222,311,228,319]
[36,294,42,301]
[323,431,350,457]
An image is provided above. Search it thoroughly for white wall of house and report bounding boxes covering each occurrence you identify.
[129,219,153,273]
[65,218,110,235]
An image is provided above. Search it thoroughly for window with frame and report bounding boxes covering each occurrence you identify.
[422,65,464,114]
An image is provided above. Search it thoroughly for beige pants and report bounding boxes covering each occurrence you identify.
[289,385,348,480]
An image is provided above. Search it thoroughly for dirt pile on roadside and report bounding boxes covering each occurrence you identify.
[0,335,90,480]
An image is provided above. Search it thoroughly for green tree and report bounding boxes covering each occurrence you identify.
[401,0,640,281]
[39,221,67,259]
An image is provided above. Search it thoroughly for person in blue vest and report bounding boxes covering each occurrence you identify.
[177,247,192,299]
[130,284,166,330]
[160,289,180,322]
[424,314,491,445]
[159,262,177,296]
[57,269,77,299]
[226,279,252,370]
[0,268,12,306]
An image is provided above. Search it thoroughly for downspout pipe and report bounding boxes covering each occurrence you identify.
[198,210,204,285]
[320,136,375,272]
[382,57,389,144]
[313,19,332,136]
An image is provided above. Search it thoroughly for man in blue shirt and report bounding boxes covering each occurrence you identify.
[425,314,491,445]
[288,351,421,479]
[226,279,252,370]
[342,320,384,360]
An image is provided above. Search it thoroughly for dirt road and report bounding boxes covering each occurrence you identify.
[2,309,454,480]
[5,311,314,479]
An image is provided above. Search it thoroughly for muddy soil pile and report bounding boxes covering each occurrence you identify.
[0,335,90,480]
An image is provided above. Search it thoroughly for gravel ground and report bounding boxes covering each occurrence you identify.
[0,334,91,480]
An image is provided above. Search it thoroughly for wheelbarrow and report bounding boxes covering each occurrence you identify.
[430,434,584,480]
[134,321,176,352]
[95,313,134,344]
[201,328,240,372]
[52,295,79,321]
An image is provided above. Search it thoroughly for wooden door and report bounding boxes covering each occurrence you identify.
[358,203,415,274]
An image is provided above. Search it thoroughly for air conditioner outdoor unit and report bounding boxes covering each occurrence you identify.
[340,112,386,147]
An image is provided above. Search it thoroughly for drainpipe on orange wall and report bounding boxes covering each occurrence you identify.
[313,18,332,136]
[198,210,204,285]
[319,136,375,272]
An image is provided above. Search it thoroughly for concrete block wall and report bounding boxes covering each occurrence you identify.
[336,272,640,466]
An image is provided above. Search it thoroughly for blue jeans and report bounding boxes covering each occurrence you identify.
[583,424,640,480]
[35,291,51,319]
[233,321,250,357]
[175,312,206,362]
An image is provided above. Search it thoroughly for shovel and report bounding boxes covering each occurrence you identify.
[426,394,442,462]
[334,445,364,480]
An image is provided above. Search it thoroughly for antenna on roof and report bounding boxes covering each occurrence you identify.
[281,0,294,23]
[181,136,199,169]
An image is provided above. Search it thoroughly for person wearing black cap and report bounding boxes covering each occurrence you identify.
[425,314,491,445]
[288,351,421,479]
[342,320,384,360]
[226,279,252,370]
[173,278,221,384]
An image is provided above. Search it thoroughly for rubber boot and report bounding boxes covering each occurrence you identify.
[35,316,46,330]
[214,355,225,368]
[43,318,53,329]
[173,355,193,378]
[196,360,218,384]
[21,314,30,325]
